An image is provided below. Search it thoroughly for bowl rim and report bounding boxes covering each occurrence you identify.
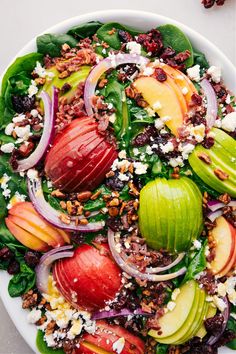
[0,9,235,354]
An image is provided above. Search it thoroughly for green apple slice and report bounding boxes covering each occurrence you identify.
[148,280,197,340]
[176,288,206,344]
[195,303,217,339]
[189,128,236,197]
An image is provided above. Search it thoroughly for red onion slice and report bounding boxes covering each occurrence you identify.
[207,209,223,222]
[15,89,57,172]
[207,297,230,345]
[92,308,152,321]
[107,229,186,282]
[208,200,236,212]
[36,246,74,294]
[27,174,105,232]
[200,78,218,128]
[84,54,149,115]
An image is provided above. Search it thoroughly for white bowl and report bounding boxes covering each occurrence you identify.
[0,9,235,354]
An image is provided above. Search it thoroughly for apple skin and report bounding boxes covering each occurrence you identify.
[53,243,122,312]
[189,128,236,197]
[5,201,70,251]
[139,177,203,253]
[209,216,236,277]
[76,320,145,354]
[45,117,118,192]
[134,76,184,136]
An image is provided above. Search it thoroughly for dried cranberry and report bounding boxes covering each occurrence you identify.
[18,142,35,157]
[191,113,206,126]
[24,251,41,268]
[0,247,13,261]
[174,50,191,63]
[106,217,122,232]
[202,0,215,8]
[117,64,139,83]
[165,58,185,71]
[205,314,224,335]
[137,29,163,56]
[213,84,227,101]
[225,104,234,114]
[61,83,72,94]
[12,95,35,113]
[191,93,203,106]
[154,68,167,82]
[132,132,150,147]
[160,46,176,60]
[202,136,215,149]
[105,172,125,191]
[7,260,20,275]
[118,29,133,43]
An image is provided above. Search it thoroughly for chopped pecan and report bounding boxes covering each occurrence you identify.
[59,70,70,79]
[108,207,119,217]
[197,152,212,164]
[51,189,66,198]
[214,168,229,180]
[108,198,120,207]
[218,193,231,204]
[59,213,71,224]
[22,290,38,309]
[90,190,102,200]
[77,191,92,202]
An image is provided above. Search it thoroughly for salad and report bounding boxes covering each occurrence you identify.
[0,20,236,354]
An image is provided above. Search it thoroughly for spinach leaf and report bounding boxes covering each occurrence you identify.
[1,53,43,96]
[193,48,209,69]
[9,73,31,96]
[157,24,194,68]
[103,78,130,148]
[182,241,207,283]
[96,22,141,50]
[36,330,65,354]
[226,317,236,350]
[190,171,220,198]
[156,344,168,354]
[119,185,131,201]
[67,21,103,39]
[83,185,110,212]
[37,34,78,57]
[129,105,155,125]
[0,222,20,245]
[8,263,36,297]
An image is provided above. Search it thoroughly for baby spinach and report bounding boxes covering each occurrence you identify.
[182,240,207,283]
[193,48,209,69]
[67,21,103,39]
[96,22,141,50]
[37,330,65,354]
[190,171,220,198]
[37,33,78,58]
[83,185,110,212]
[157,24,194,68]
[156,344,168,354]
[226,317,236,349]
[1,53,43,96]
[8,263,36,297]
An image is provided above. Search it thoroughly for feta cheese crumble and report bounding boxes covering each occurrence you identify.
[112,337,125,354]
[187,65,201,82]
[221,112,236,132]
[207,66,221,83]
[28,80,38,97]
[0,142,15,153]
[126,41,142,55]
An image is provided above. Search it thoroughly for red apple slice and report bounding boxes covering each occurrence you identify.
[210,216,236,276]
[77,321,145,354]
[5,218,49,252]
[53,244,122,312]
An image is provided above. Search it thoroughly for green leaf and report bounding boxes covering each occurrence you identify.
[156,344,168,354]
[226,317,236,350]
[96,22,141,50]
[36,330,65,354]
[157,24,194,68]
[8,263,36,297]
[182,241,207,283]
[37,34,78,57]
[83,185,110,212]
[129,105,155,124]
[67,21,103,39]
[1,53,43,96]
[193,48,209,69]
[190,171,220,199]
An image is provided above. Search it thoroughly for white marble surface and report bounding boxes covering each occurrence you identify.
[0,0,235,353]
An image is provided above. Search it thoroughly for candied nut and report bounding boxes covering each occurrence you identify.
[77,191,92,202]
[106,170,115,178]
[214,168,229,180]
[35,77,46,85]
[108,28,116,35]
[136,98,148,108]
[119,202,127,215]
[125,86,137,99]
[103,194,111,201]
[77,206,84,215]
[51,189,66,198]
[59,70,70,79]
[66,201,74,215]
[46,320,56,335]
[197,152,212,165]
[79,218,88,225]
[108,207,119,217]
[218,193,231,204]
[111,191,120,198]
[98,78,108,88]
[59,213,71,224]
[90,190,102,200]
[36,315,47,327]
[133,201,139,210]
[22,290,38,309]
[128,182,140,196]
[60,201,67,209]
[108,198,120,207]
